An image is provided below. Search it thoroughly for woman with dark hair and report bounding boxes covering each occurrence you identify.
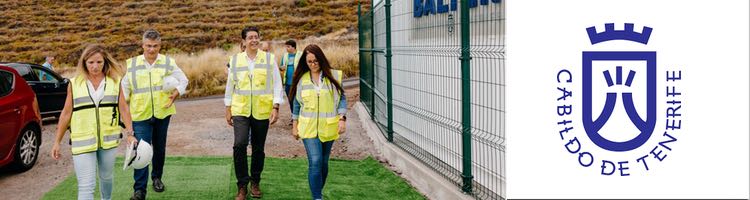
[51,44,136,200]
[288,44,347,200]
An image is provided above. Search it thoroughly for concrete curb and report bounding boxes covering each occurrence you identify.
[354,102,474,200]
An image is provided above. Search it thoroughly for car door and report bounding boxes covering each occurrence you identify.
[0,69,20,159]
[29,65,67,115]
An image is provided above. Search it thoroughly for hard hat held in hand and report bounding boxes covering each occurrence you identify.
[162,76,179,91]
[123,139,153,170]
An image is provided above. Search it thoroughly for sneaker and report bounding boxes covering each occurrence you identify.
[153,178,165,192]
[130,190,146,200]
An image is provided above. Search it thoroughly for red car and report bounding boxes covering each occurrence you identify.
[0,65,42,172]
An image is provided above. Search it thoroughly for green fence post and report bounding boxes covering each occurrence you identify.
[385,0,394,142]
[357,3,361,41]
[459,0,474,194]
[370,8,376,120]
[358,3,362,102]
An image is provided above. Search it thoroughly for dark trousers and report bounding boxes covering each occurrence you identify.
[232,115,269,186]
[132,116,171,192]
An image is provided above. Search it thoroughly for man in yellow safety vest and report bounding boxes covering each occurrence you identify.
[280,39,303,120]
[224,26,284,199]
[123,29,189,200]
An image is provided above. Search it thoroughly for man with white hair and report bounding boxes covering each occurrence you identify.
[40,55,55,81]
[122,29,189,200]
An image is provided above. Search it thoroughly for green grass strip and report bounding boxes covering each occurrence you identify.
[43,156,424,200]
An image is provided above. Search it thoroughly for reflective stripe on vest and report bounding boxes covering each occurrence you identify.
[295,70,343,142]
[229,50,275,119]
[126,54,177,121]
[70,76,121,155]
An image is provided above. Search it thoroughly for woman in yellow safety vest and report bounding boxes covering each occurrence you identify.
[288,44,347,200]
[51,44,136,200]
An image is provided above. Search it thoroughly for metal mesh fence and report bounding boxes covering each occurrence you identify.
[359,5,374,119]
[373,3,390,138]
[468,1,505,199]
[359,0,504,199]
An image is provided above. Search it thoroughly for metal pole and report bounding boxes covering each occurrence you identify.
[370,6,376,120]
[358,3,363,108]
[385,0,393,142]
[459,0,474,194]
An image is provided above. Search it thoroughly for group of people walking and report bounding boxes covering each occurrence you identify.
[50,26,347,200]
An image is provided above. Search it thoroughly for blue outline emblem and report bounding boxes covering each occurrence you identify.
[582,23,657,152]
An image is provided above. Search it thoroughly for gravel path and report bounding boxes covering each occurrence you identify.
[0,87,372,200]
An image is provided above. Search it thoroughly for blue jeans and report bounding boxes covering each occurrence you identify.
[132,116,171,192]
[302,138,334,200]
[72,148,117,200]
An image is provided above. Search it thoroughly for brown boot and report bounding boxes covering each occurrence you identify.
[235,185,247,200]
[250,182,262,198]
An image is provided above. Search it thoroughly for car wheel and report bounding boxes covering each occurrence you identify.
[10,126,41,172]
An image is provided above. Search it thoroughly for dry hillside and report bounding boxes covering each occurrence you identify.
[0,0,371,65]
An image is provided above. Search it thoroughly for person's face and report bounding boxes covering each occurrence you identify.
[86,53,105,77]
[260,42,270,52]
[142,39,161,58]
[306,53,320,73]
[243,31,260,51]
[285,45,295,53]
[47,56,55,63]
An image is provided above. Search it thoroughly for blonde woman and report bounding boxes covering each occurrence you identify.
[51,44,136,200]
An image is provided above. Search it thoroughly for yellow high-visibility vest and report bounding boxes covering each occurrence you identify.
[125,54,177,121]
[228,50,275,119]
[280,51,302,84]
[70,76,121,155]
[295,70,343,142]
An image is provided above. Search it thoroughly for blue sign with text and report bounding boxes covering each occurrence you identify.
[413,0,501,18]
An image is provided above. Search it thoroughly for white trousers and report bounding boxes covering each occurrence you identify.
[72,148,117,200]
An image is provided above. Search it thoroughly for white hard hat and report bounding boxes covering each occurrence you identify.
[123,140,153,170]
[162,76,179,91]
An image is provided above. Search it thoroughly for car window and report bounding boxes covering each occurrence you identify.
[9,65,39,82]
[32,66,59,83]
[0,70,13,97]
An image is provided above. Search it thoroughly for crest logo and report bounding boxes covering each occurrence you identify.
[582,23,657,152]
[555,23,684,176]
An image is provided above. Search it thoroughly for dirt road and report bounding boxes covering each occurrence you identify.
[0,87,372,200]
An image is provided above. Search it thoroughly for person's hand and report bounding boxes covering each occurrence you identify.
[292,125,299,140]
[338,120,346,134]
[269,108,279,125]
[164,90,179,108]
[51,143,61,160]
[127,135,137,144]
[225,107,233,126]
